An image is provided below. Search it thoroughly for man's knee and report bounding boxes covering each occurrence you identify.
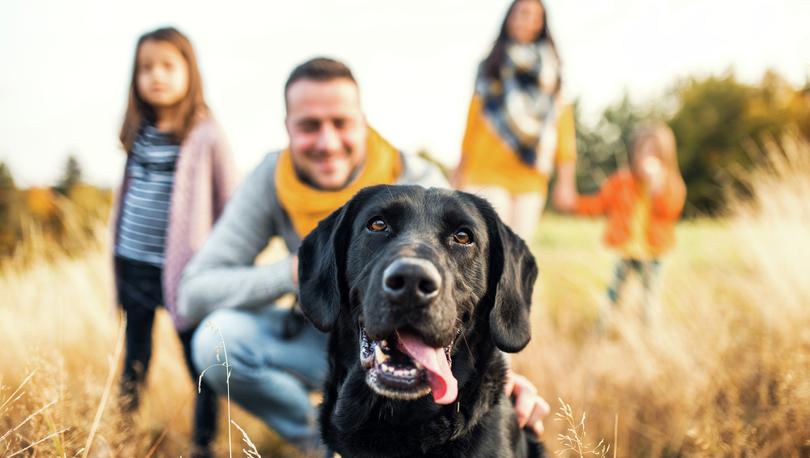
[191,310,263,392]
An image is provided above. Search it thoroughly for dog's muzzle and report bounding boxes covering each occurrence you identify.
[359,326,458,405]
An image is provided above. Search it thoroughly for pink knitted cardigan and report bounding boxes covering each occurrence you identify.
[111,117,237,331]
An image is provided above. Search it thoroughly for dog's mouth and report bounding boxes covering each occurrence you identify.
[359,326,458,405]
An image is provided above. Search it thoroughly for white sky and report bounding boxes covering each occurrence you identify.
[1,0,808,186]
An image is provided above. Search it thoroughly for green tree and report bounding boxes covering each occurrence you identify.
[0,161,19,256]
[0,161,15,190]
[669,72,797,214]
[573,71,804,216]
[55,154,82,196]
[573,94,662,195]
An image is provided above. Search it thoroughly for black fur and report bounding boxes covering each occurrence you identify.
[299,185,543,458]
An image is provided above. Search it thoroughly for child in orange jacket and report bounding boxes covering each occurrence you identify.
[557,122,686,322]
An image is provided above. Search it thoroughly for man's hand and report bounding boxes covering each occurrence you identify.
[505,369,551,437]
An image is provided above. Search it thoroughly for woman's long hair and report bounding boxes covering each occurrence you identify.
[119,27,208,153]
[481,0,559,81]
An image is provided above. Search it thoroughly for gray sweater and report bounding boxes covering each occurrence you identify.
[177,151,449,326]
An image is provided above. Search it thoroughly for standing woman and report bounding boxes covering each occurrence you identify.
[455,0,577,240]
[112,27,237,456]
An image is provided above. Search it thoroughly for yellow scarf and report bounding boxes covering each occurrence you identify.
[276,128,402,238]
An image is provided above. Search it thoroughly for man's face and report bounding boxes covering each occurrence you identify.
[285,78,368,191]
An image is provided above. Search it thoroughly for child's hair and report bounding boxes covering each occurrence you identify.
[630,122,683,181]
[119,27,208,153]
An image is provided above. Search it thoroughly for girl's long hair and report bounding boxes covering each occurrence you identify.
[119,27,208,153]
[481,0,559,81]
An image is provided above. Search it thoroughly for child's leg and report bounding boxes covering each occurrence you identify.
[640,259,662,324]
[598,258,632,329]
[122,304,157,386]
[178,327,219,452]
[607,258,632,305]
[116,257,163,411]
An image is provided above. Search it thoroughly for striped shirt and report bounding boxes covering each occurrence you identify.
[115,124,180,266]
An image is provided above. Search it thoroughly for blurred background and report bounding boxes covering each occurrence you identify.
[1,0,809,456]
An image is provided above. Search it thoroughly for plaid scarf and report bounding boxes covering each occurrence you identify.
[477,40,561,172]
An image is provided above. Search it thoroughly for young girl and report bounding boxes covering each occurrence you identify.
[112,27,236,453]
[558,122,686,323]
[454,0,578,241]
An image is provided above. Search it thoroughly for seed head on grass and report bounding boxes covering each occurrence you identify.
[232,420,261,458]
[197,320,262,458]
[555,398,610,458]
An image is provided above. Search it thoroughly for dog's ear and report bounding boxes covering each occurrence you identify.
[297,199,356,332]
[480,200,538,353]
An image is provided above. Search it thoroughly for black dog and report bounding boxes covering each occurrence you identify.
[299,185,543,458]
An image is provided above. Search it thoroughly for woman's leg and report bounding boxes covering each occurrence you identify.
[510,191,545,242]
[461,185,513,226]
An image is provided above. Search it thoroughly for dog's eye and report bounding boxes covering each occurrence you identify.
[453,229,473,245]
[367,218,388,232]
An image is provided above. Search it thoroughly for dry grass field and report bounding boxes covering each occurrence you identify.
[1,141,809,456]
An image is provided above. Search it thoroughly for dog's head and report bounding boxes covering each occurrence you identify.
[298,185,537,406]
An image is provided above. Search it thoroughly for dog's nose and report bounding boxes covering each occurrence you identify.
[382,257,441,307]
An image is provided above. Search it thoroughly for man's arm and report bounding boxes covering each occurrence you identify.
[178,154,296,327]
[505,369,551,437]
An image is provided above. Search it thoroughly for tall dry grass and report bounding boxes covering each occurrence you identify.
[0,236,296,456]
[1,139,809,456]
[515,136,810,456]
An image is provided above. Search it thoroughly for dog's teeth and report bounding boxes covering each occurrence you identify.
[374,344,390,364]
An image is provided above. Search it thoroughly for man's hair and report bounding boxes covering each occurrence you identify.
[284,57,357,104]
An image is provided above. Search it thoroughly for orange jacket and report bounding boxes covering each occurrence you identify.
[575,170,686,256]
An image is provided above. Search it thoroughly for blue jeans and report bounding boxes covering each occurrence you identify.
[191,306,328,450]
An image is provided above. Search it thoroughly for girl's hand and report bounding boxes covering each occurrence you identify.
[505,369,551,437]
[641,156,665,194]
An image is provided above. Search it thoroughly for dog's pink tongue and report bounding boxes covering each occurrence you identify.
[396,331,458,405]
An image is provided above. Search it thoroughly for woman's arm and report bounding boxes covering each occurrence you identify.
[551,161,577,211]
